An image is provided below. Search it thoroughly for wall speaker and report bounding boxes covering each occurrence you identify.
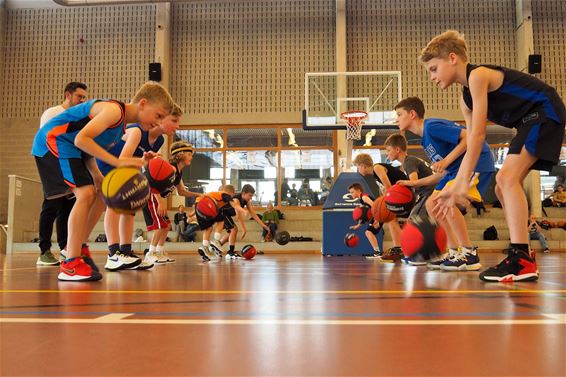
[528,54,542,74]
[149,62,162,81]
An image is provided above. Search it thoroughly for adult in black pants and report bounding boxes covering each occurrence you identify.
[36,82,88,266]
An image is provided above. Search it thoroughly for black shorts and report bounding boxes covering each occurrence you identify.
[220,206,236,230]
[409,187,434,219]
[35,153,93,199]
[366,219,383,235]
[196,209,224,231]
[508,110,565,171]
[142,194,171,231]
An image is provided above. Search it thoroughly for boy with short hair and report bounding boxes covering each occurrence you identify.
[352,153,407,262]
[97,104,183,270]
[421,30,565,281]
[348,183,382,257]
[393,96,495,271]
[196,185,247,262]
[32,81,175,281]
[213,184,271,259]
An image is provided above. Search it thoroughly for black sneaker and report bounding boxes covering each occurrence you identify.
[198,247,211,262]
[380,247,402,263]
[479,249,539,282]
[226,251,242,259]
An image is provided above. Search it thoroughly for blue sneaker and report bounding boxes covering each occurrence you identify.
[427,248,458,270]
[440,247,481,271]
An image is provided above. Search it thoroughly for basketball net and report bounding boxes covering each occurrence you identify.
[340,110,368,141]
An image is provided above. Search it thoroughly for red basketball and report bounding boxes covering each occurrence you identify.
[400,215,447,261]
[384,185,415,217]
[352,206,372,222]
[242,244,257,259]
[344,233,359,248]
[371,196,396,223]
[196,196,219,219]
[145,157,176,193]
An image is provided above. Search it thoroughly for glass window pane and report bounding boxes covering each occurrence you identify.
[281,128,333,147]
[280,149,334,206]
[176,129,224,149]
[226,128,278,148]
[226,150,278,206]
[183,151,224,194]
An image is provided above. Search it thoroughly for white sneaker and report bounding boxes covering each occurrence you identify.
[104,252,142,271]
[209,241,224,258]
[134,236,146,243]
[59,248,67,262]
[160,250,176,263]
[144,250,167,265]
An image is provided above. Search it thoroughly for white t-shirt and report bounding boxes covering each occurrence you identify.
[39,105,65,128]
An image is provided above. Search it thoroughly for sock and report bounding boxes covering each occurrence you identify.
[229,244,235,254]
[108,243,119,257]
[120,244,132,256]
[156,245,164,253]
[373,247,380,254]
[462,246,476,255]
[65,257,77,263]
[149,245,157,253]
[511,243,529,254]
[213,232,222,242]
[203,240,210,247]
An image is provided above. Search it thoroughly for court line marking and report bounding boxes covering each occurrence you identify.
[1,313,564,326]
[1,289,565,294]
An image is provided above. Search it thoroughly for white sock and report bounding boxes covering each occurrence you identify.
[203,240,210,247]
[213,232,222,242]
[149,245,157,253]
[156,245,164,253]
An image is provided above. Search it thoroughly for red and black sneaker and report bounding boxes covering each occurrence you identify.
[81,244,100,272]
[58,257,102,282]
[479,248,538,282]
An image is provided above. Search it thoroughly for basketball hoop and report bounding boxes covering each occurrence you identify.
[340,110,368,141]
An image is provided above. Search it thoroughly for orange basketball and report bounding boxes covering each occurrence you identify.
[371,196,396,223]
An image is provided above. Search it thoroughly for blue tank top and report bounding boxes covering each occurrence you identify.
[462,64,566,127]
[32,99,126,159]
[422,118,495,173]
[97,124,165,176]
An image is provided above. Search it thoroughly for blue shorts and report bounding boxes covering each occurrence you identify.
[435,171,494,202]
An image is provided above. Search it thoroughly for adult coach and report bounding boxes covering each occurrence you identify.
[36,82,87,266]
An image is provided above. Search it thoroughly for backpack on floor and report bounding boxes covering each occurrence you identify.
[483,225,498,241]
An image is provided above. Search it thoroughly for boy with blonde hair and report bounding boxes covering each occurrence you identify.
[32,81,174,281]
[97,104,184,270]
[421,30,565,281]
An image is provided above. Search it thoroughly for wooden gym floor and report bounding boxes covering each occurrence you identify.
[1,252,565,377]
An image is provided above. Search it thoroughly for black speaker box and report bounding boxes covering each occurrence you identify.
[528,54,542,74]
[149,62,162,81]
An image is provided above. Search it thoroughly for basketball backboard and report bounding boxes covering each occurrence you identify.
[303,71,402,130]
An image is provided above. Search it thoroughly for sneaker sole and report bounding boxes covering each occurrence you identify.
[479,272,539,282]
[441,263,482,271]
[105,259,142,271]
[57,272,103,282]
[128,262,154,270]
[198,249,211,262]
[36,261,60,266]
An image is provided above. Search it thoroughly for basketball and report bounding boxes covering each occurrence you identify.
[144,157,176,193]
[371,196,396,223]
[400,215,447,262]
[352,205,372,222]
[102,167,150,214]
[344,233,359,248]
[196,196,219,219]
[241,244,257,260]
[384,184,415,217]
[275,230,290,245]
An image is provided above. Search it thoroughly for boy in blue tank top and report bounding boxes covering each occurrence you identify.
[393,97,495,271]
[31,81,175,282]
[96,104,183,271]
[421,30,566,282]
